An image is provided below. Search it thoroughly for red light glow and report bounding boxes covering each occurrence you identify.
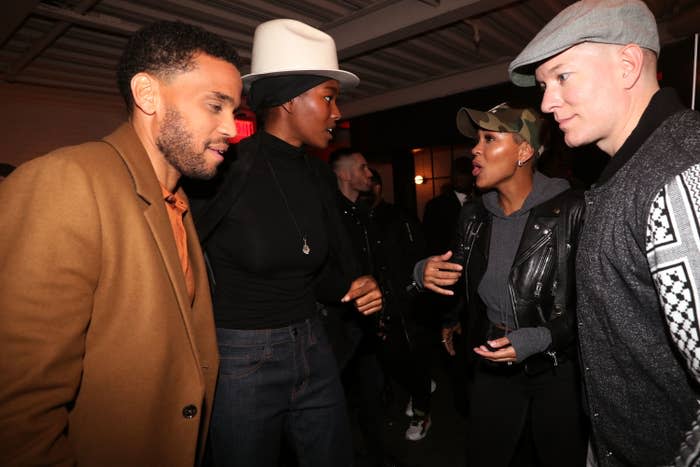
[229,119,256,144]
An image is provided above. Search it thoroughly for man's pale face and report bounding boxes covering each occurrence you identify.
[535,42,624,155]
[348,154,373,194]
[156,53,242,180]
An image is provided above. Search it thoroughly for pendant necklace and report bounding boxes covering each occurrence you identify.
[266,159,311,255]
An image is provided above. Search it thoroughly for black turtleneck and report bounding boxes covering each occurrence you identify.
[206,131,329,329]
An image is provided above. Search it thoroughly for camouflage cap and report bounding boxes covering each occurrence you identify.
[456,103,542,152]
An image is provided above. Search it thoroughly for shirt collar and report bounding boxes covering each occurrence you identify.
[160,184,188,213]
[595,87,685,186]
[454,191,468,206]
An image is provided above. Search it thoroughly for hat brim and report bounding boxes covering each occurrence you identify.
[242,69,359,92]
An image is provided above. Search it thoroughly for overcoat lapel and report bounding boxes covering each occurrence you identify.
[102,124,201,359]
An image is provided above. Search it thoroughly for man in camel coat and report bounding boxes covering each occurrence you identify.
[0,21,242,466]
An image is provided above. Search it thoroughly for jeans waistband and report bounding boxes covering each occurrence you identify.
[216,317,319,346]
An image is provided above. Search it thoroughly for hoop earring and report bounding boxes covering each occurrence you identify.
[517,160,524,167]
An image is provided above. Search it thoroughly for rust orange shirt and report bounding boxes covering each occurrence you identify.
[161,185,195,304]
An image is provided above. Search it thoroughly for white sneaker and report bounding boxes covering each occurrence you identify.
[404,380,437,417]
[405,415,432,441]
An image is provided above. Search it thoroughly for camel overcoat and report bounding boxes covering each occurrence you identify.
[0,123,219,466]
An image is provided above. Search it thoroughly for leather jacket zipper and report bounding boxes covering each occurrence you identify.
[463,221,483,294]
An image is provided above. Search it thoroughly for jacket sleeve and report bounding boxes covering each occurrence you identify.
[0,154,100,466]
[436,204,473,327]
[542,191,586,352]
[312,158,359,304]
[314,257,353,304]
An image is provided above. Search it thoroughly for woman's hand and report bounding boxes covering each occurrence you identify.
[441,323,462,356]
[422,251,462,296]
[474,336,517,363]
[342,275,383,315]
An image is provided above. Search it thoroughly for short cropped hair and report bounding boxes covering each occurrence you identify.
[329,147,361,171]
[116,21,241,114]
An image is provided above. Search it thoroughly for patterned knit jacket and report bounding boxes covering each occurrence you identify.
[577,107,700,467]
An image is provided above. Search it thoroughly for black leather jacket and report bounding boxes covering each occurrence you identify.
[450,189,585,366]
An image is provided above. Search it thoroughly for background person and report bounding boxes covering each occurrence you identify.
[509,0,700,465]
[365,168,433,443]
[421,156,475,418]
[0,21,241,466]
[191,19,381,467]
[330,148,394,466]
[422,156,475,257]
[415,104,588,467]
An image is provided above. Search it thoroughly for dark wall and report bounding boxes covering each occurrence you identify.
[350,36,698,207]
[350,82,543,161]
[659,37,699,110]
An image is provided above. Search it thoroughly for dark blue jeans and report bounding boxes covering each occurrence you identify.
[209,317,352,467]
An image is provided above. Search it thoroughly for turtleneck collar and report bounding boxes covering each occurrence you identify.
[259,130,306,162]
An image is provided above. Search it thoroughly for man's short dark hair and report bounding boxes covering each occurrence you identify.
[329,147,361,171]
[117,21,241,114]
[0,163,16,177]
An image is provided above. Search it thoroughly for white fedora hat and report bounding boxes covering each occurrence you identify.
[242,19,359,91]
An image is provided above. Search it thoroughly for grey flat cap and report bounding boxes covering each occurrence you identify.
[509,0,660,87]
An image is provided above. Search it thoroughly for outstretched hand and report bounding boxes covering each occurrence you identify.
[473,336,517,363]
[342,275,383,315]
[422,251,462,295]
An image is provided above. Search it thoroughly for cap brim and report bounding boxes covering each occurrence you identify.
[457,107,512,138]
[242,69,359,92]
[456,108,478,139]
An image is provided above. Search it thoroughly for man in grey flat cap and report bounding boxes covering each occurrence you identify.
[510,0,700,466]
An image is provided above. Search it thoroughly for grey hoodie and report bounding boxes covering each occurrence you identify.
[479,171,569,361]
[413,171,570,361]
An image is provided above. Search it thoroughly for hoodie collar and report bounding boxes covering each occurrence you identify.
[482,171,570,218]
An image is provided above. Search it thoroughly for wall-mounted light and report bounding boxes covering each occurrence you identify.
[414,175,425,185]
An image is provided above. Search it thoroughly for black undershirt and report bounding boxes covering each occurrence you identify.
[206,132,329,329]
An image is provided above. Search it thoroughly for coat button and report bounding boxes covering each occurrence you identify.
[182,405,198,419]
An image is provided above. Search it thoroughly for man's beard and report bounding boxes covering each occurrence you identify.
[156,108,217,180]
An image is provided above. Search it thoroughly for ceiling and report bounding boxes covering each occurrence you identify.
[1,0,699,119]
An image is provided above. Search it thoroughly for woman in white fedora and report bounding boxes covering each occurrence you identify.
[191,19,382,467]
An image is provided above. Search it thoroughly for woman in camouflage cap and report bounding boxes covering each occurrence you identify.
[416,103,588,466]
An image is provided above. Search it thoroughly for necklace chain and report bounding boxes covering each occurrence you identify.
[266,159,311,255]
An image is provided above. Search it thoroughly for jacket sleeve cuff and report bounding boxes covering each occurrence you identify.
[506,326,552,363]
[413,259,428,289]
